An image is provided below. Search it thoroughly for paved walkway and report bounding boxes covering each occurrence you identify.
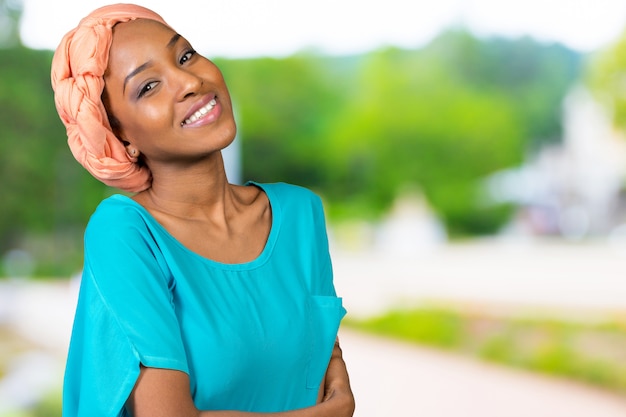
[340,329,626,417]
[330,240,626,416]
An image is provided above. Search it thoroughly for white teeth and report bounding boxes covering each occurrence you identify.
[182,98,217,126]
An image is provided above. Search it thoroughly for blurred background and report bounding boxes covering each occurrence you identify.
[3,0,626,415]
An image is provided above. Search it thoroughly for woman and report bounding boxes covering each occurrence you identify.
[51,4,354,417]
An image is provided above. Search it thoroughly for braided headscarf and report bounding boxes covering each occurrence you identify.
[51,3,172,192]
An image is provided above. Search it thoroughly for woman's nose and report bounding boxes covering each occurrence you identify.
[175,69,203,100]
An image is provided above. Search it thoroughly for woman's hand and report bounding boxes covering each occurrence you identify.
[319,340,355,416]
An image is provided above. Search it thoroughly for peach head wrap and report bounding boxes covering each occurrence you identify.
[51,3,173,192]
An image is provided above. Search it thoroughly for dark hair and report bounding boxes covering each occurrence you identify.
[101,88,123,140]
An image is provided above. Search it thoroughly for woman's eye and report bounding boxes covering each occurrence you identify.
[138,81,158,98]
[180,49,196,65]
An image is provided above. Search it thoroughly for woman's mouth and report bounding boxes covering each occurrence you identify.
[181,98,217,126]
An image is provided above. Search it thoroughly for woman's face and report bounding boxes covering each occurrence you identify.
[103,18,236,165]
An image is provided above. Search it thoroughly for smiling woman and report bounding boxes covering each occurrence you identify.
[50,4,354,417]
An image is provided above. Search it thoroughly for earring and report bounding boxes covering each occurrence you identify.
[126,147,139,159]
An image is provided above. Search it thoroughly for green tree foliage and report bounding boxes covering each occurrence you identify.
[320,45,526,234]
[427,30,581,149]
[329,31,580,235]
[0,47,60,241]
[0,46,109,274]
[586,29,626,129]
[216,54,345,189]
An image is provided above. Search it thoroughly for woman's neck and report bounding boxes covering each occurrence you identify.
[133,151,236,221]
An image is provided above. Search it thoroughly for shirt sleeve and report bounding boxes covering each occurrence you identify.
[63,200,188,417]
[304,191,347,389]
[309,192,338,297]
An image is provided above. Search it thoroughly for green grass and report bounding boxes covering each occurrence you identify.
[345,306,626,394]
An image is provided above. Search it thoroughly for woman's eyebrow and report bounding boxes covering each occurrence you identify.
[122,33,182,93]
[167,33,181,49]
[123,61,153,94]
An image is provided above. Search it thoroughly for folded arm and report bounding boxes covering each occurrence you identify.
[126,341,355,417]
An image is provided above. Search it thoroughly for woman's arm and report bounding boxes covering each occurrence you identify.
[126,342,355,417]
[320,340,354,408]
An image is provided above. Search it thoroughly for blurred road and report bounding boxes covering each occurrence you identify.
[339,329,626,417]
[2,239,626,415]
[332,239,626,416]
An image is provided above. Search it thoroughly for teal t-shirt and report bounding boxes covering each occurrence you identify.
[63,182,346,416]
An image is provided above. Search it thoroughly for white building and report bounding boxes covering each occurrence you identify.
[486,86,626,239]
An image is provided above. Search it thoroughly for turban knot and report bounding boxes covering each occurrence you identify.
[51,3,171,192]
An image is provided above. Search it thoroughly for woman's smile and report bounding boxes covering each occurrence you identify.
[181,95,221,127]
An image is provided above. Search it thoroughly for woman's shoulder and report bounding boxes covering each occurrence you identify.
[250,182,328,232]
[92,193,145,216]
[86,194,151,233]
[250,181,322,206]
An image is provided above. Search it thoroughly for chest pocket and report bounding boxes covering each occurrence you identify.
[305,295,346,390]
